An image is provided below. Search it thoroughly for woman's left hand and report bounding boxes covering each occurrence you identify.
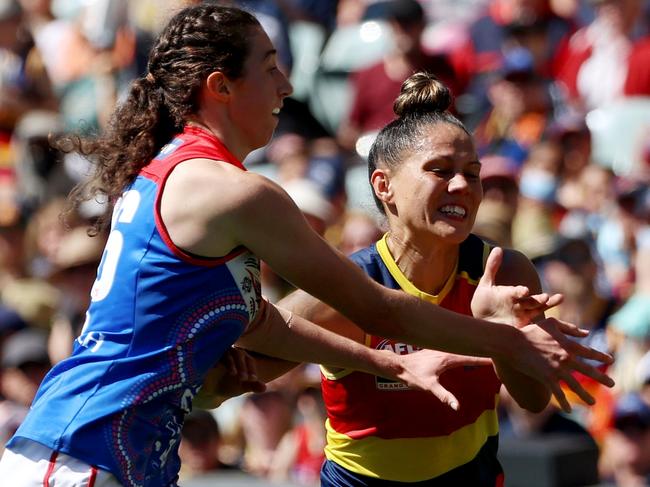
[194,347,267,409]
[471,247,563,327]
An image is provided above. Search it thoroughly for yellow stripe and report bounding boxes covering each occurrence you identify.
[320,364,355,380]
[376,235,458,304]
[324,400,500,482]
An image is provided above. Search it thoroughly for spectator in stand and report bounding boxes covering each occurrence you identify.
[337,0,459,151]
[269,387,327,486]
[178,409,232,479]
[511,140,563,259]
[599,391,650,486]
[474,47,551,165]
[450,0,575,124]
[473,154,520,247]
[0,328,50,453]
[555,0,644,110]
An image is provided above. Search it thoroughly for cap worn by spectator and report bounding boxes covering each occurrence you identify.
[307,155,346,200]
[500,47,535,83]
[1,328,49,370]
[613,392,650,432]
[480,155,520,185]
[364,0,425,25]
[283,178,333,225]
[1,279,60,329]
[0,305,26,337]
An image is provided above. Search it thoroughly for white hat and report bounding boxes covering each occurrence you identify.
[283,178,333,223]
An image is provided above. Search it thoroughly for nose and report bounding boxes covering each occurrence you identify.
[278,69,293,98]
[448,172,469,193]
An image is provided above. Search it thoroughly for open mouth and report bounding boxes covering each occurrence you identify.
[438,204,467,220]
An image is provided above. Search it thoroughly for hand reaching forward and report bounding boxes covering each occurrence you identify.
[513,318,614,412]
[194,347,267,409]
[471,247,563,327]
[394,349,492,411]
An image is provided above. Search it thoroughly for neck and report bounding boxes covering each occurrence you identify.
[385,230,459,295]
[187,113,250,162]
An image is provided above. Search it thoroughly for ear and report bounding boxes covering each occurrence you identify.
[205,71,231,102]
[370,168,394,205]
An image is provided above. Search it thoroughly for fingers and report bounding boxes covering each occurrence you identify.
[569,359,615,388]
[568,341,615,366]
[544,318,589,338]
[444,354,493,369]
[228,347,259,382]
[480,247,503,287]
[559,370,596,406]
[545,293,564,309]
[429,383,460,411]
[548,380,572,413]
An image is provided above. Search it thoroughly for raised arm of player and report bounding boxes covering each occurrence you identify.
[472,247,555,412]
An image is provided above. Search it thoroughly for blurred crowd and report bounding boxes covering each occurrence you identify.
[0,0,650,485]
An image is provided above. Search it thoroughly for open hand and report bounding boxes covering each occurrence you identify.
[515,318,614,412]
[396,349,492,410]
[472,247,563,327]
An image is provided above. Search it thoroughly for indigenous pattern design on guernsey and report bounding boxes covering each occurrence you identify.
[320,234,504,485]
[8,126,261,487]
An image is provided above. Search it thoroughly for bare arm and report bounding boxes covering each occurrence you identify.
[473,248,552,412]
[161,160,614,410]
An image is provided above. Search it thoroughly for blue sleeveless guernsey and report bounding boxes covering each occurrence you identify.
[8,126,262,486]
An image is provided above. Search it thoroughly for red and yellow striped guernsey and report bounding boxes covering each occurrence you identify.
[321,233,502,482]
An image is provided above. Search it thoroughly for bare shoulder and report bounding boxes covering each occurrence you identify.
[160,158,285,256]
[496,248,540,289]
[164,158,278,210]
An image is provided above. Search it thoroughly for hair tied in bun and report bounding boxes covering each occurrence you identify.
[393,72,452,118]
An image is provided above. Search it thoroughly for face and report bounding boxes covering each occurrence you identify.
[227,27,293,155]
[377,123,483,245]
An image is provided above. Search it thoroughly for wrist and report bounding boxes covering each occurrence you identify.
[488,322,523,364]
[369,348,401,380]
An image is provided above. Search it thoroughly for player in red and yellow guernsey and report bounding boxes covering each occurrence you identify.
[279,72,578,486]
[320,233,504,485]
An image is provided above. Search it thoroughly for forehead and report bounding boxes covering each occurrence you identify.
[246,26,275,60]
[407,123,477,163]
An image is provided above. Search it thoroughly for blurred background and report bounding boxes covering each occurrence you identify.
[0,0,649,485]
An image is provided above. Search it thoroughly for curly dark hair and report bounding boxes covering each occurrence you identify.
[55,5,260,232]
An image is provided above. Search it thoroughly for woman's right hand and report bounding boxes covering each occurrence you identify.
[395,349,492,411]
[514,318,614,412]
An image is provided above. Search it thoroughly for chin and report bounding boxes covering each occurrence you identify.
[433,223,472,244]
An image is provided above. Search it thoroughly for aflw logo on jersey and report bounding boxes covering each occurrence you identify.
[375,339,422,390]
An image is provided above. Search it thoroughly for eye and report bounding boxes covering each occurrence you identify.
[430,168,453,178]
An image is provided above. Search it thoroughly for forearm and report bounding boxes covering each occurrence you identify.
[241,351,301,383]
[237,301,401,379]
[375,293,522,360]
[493,360,551,412]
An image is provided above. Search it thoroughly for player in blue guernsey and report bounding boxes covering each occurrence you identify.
[0,5,615,487]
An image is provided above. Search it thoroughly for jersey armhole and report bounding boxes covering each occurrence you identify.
[151,155,247,267]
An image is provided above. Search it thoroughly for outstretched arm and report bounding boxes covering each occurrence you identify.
[162,161,614,411]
